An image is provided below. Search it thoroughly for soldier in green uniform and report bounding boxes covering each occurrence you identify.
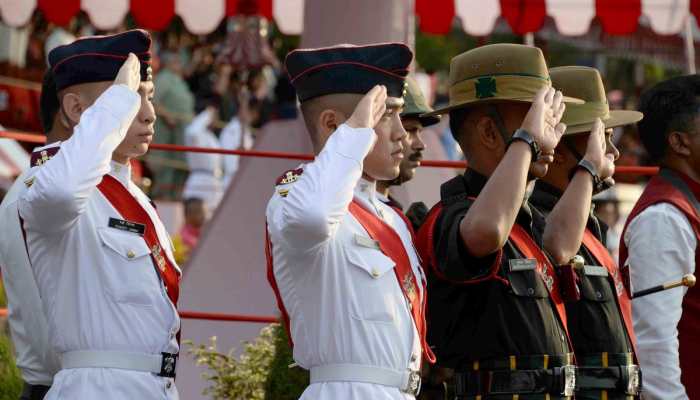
[530,66,643,399]
[416,44,610,399]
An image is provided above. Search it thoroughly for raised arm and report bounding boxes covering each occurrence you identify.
[543,119,615,264]
[460,87,567,257]
[19,54,142,233]
[278,85,388,246]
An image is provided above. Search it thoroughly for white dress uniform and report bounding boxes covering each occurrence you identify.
[624,203,695,400]
[0,144,62,387]
[183,109,224,210]
[18,84,180,400]
[266,123,424,400]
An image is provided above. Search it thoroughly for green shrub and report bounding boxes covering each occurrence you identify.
[186,323,308,400]
[0,331,22,400]
[263,324,308,400]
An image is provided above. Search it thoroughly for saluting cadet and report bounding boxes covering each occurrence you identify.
[183,107,224,211]
[376,76,439,212]
[415,44,577,399]
[266,43,434,400]
[0,71,63,400]
[621,75,700,399]
[18,30,181,399]
[529,66,642,399]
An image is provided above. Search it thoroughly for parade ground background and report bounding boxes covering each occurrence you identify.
[0,0,697,398]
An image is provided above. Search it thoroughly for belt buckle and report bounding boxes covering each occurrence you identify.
[623,365,642,395]
[159,352,178,378]
[404,370,422,396]
[561,365,576,397]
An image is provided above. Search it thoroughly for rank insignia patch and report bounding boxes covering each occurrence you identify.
[475,76,497,99]
[276,168,304,186]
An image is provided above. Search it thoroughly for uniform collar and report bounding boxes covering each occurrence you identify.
[109,160,132,187]
[30,141,61,167]
[530,181,562,213]
[354,177,378,204]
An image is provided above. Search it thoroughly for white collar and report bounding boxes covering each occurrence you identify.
[354,177,377,203]
[109,160,132,187]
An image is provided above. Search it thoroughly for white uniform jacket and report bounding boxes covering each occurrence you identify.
[266,123,424,400]
[18,85,181,400]
[0,145,61,386]
[183,109,223,210]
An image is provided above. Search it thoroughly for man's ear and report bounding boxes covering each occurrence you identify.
[317,109,342,144]
[60,92,83,128]
[668,131,692,157]
[476,116,501,151]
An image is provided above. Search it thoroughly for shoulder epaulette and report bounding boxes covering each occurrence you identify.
[275,168,304,197]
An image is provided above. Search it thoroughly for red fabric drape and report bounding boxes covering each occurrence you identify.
[415,0,455,35]
[596,0,642,35]
[38,0,80,27]
[500,0,547,35]
[130,0,175,31]
[226,0,273,18]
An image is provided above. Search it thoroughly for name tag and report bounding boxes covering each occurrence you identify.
[354,234,380,250]
[509,258,537,272]
[108,217,145,235]
[583,265,609,277]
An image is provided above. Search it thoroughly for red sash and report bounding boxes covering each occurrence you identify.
[348,199,436,363]
[581,229,637,355]
[508,224,570,340]
[265,224,293,346]
[97,175,180,308]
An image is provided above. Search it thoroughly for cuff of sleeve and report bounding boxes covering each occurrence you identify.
[97,84,141,125]
[333,124,377,163]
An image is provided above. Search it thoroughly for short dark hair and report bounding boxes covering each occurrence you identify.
[39,70,60,134]
[638,75,700,162]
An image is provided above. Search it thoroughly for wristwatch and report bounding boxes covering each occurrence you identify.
[507,128,540,160]
[574,159,605,193]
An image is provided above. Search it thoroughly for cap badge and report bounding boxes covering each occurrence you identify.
[475,76,497,99]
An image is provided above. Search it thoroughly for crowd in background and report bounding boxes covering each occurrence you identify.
[0,15,656,265]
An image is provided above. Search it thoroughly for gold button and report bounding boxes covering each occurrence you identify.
[127,250,135,259]
[371,268,380,278]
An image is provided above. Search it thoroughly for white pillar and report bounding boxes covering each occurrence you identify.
[685,17,696,75]
[301,0,414,49]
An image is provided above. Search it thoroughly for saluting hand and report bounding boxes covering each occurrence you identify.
[584,118,616,185]
[520,86,566,160]
[114,53,142,92]
[346,85,387,130]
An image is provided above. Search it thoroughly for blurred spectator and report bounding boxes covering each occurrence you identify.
[593,190,623,262]
[149,50,195,200]
[44,25,76,65]
[172,197,208,265]
[220,90,261,188]
[272,74,297,120]
[183,107,224,211]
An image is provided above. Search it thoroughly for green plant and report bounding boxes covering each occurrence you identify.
[263,324,308,400]
[186,323,309,400]
[0,331,22,400]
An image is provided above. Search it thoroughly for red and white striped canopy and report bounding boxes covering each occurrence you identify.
[0,0,698,36]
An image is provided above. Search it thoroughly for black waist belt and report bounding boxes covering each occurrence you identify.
[455,366,576,397]
[576,365,642,395]
[21,382,51,400]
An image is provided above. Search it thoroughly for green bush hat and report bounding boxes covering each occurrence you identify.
[401,76,440,127]
[549,66,643,135]
[426,43,583,116]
